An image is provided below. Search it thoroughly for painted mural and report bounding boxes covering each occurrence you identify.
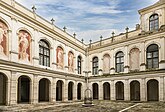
[18,30,31,62]
[130,48,140,70]
[0,20,8,56]
[57,46,64,69]
[103,54,110,73]
[68,51,74,72]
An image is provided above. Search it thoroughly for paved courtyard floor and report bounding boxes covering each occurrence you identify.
[0,101,165,112]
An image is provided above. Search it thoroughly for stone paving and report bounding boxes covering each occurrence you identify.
[0,101,165,112]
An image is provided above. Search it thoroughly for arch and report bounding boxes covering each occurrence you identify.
[103,82,110,100]
[77,83,82,100]
[149,13,159,31]
[39,78,50,102]
[18,30,31,62]
[68,81,74,100]
[146,44,159,69]
[38,37,52,48]
[103,54,110,74]
[92,83,99,100]
[115,51,124,73]
[39,40,50,67]
[56,80,64,101]
[57,46,64,69]
[0,19,9,56]
[130,80,140,101]
[147,79,159,101]
[115,81,124,100]
[0,72,7,105]
[17,75,31,103]
[68,51,74,72]
[92,57,99,75]
[129,48,140,71]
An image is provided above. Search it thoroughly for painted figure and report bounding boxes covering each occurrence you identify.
[18,30,31,62]
[0,21,8,56]
[68,52,74,72]
[57,47,64,69]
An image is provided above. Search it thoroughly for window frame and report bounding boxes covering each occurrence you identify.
[39,40,50,67]
[92,57,98,75]
[149,14,159,31]
[115,51,124,73]
[77,56,82,74]
[146,44,159,69]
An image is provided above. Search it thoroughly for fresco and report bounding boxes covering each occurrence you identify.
[57,46,64,69]
[0,20,8,56]
[18,30,31,62]
[130,48,140,70]
[68,51,74,72]
[103,54,110,73]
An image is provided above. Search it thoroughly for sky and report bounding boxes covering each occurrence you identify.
[15,0,159,44]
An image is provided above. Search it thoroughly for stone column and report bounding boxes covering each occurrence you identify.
[140,78,146,101]
[98,52,103,75]
[140,41,146,71]
[52,39,57,70]
[64,46,68,72]
[30,77,34,104]
[99,81,103,100]
[110,80,115,100]
[9,71,17,105]
[124,79,130,101]
[159,76,164,101]
[32,75,38,104]
[6,79,11,105]
[73,81,77,101]
[10,17,18,62]
[51,78,56,103]
[110,49,115,74]
[124,46,129,73]
[63,79,68,102]
[159,37,165,69]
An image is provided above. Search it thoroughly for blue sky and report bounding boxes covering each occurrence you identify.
[15,0,158,43]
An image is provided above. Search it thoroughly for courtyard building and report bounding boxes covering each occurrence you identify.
[0,0,165,106]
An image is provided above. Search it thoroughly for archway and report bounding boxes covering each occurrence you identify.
[56,80,63,101]
[130,81,140,101]
[77,83,82,100]
[147,79,159,101]
[68,82,74,100]
[18,76,30,103]
[39,78,50,102]
[116,81,124,100]
[92,83,99,100]
[0,73,7,105]
[103,82,110,100]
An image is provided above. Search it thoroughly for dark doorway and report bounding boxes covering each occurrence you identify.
[103,82,110,100]
[39,78,50,102]
[0,73,7,105]
[77,83,82,100]
[130,81,140,101]
[92,83,99,100]
[18,76,30,103]
[68,82,74,100]
[147,79,159,101]
[116,81,124,100]
[56,80,63,101]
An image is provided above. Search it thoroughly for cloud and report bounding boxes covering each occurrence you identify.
[15,0,159,43]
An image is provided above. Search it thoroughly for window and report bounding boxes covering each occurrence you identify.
[116,51,124,72]
[93,57,98,75]
[147,44,159,69]
[149,14,159,31]
[77,56,82,74]
[39,40,50,67]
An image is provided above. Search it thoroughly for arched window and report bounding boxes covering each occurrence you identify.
[93,57,98,75]
[146,44,159,69]
[149,14,159,31]
[77,56,82,74]
[39,40,50,67]
[116,51,124,72]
